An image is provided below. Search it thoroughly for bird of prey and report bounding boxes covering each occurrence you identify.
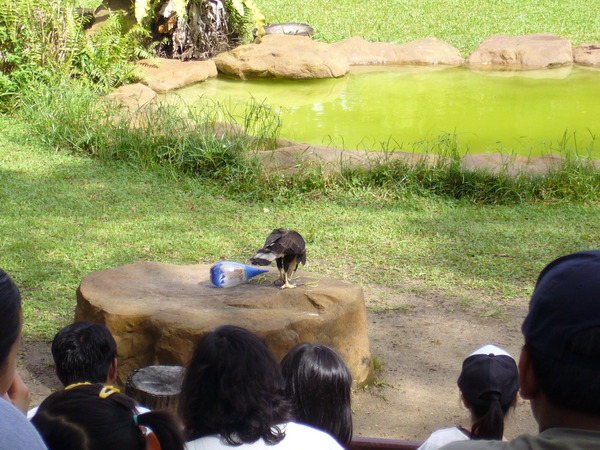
[250,228,306,289]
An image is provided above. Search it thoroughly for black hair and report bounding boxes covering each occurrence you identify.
[0,269,22,369]
[468,393,512,440]
[527,327,600,415]
[51,321,117,386]
[179,325,292,445]
[281,343,353,447]
[31,383,184,450]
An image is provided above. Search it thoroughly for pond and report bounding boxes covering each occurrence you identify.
[168,65,600,158]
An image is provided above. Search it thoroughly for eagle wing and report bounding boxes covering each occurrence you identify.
[250,228,306,266]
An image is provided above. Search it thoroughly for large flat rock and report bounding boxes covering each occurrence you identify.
[75,262,372,386]
[468,34,573,69]
[212,34,349,80]
[332,37,464,66]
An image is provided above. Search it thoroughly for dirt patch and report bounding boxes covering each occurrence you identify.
[18,286,538,443]
[351,285,538,442]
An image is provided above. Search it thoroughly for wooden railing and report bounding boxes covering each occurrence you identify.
[349,437,422,450]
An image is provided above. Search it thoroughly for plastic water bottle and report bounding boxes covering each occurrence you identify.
[210,261,269,288]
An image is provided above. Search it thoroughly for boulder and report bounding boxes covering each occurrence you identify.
[75,262,372,386]
[573,43,600,67]
[461,153,566,176]
[468,34,573,69]
[258,143,441,174]
[212,34,349,80]
[106,83,157,111]
[139,58,218,93]
[331,37,464,66]
[105,83,158,127]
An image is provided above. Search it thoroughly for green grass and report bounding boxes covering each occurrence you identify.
[2,0,600,342]
[259,0,600,55]
[2,114,599,339]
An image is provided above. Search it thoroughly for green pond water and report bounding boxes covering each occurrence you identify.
[168,65,600,158]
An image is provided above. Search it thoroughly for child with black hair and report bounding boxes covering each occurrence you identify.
[418,344,518,450]
[28,320,151,419]
[51,321,118,386]
[179,325,343,449]
[281,343,353,448]
[0,268,47,449]
[31,382,184,450]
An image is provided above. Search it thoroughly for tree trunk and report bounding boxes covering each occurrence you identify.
[156,0,238,60]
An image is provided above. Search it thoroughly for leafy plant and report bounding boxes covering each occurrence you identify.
[0,0,83,107]
[0,0,157,109]
[72,12,155,91]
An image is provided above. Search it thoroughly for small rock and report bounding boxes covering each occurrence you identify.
[138,58,218,93]
[573,43,600,67]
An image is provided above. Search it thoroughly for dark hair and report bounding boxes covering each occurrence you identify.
[0,269,22,368]
[31,383,184,450]
[281,343,353,447]
[51,322,117,386]
[179,325,292,445]
[527,327,600,415]
[469,394,512,440]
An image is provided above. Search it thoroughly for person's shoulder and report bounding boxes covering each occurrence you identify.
[283,422,344,449]
[440,439,510,449]
[418,427,469,450]
[0,398,47,449]
[442,428,600,450]
[185,435,223,450]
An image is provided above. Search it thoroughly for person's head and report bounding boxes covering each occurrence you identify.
[519,250,600,417]
[457,344,519,440]
[179,325,292,445]
[51,321,117,386]
[280,343,353,447]
[0,268,23,395]
[31,383,184,450]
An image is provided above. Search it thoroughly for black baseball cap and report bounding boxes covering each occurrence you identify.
[522,250,600,365]
[457,344,519,407]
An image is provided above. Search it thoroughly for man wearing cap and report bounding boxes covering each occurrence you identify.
[442,250,600,449]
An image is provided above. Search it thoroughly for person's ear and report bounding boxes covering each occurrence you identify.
[107,357,118,383]
[460,392,470,409]
[146,431,161,450]
[518,345,538,400]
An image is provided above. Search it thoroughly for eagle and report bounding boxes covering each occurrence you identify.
[250,228,306,289]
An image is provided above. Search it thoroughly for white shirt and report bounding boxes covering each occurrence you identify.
[418,427,470,450]
[185,422,343,450]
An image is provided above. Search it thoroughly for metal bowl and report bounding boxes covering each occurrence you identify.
[254,23,315,38]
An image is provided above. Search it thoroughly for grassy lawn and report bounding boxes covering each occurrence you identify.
[3,1,599,342]
[259,0,600,54]
[2,116,599,339]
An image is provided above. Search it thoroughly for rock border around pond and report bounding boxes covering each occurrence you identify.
[109,32,600,172]
[133,33,600,86]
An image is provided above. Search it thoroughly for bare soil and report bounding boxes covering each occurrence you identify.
[18,284,538,443]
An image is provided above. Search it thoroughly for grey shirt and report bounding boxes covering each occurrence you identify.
[0,398,47,449]
[441,427,600,450]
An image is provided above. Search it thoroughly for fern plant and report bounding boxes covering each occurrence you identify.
[73,11,156,91]
[0,0,159,110]
[0,0,83,108]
